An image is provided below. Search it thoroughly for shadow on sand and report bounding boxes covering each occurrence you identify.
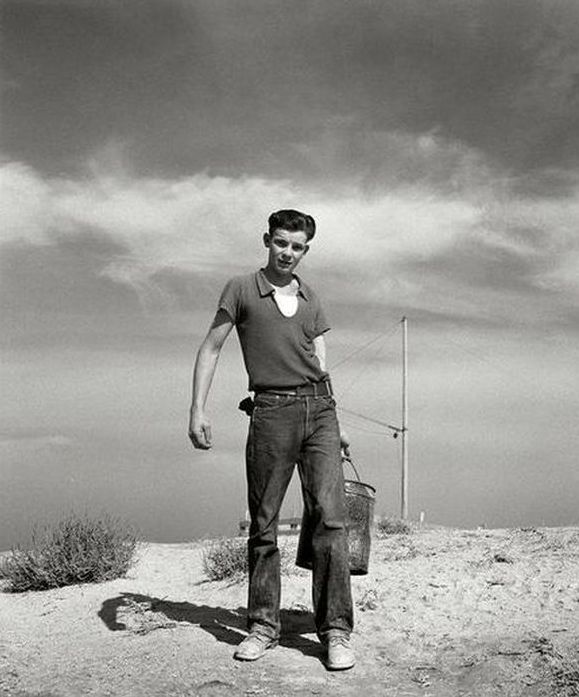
[98,592,322,660]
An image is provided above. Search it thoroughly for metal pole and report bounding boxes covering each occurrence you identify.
[401,316,409,519]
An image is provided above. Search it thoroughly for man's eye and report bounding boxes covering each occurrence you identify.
[274,240,288,248]
[292,245,304,252]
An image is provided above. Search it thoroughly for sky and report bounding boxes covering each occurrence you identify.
[2,0,579,550]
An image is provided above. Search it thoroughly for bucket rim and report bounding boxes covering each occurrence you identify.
[344,478,376,496]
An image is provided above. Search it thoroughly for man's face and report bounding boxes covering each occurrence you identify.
[264,228,309,279]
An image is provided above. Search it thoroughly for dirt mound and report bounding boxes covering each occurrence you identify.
[1,528,578,696]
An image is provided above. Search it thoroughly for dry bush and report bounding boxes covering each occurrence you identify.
[202,537,248,581]
[376,516,413,536]
[380,541,419,562]
[202,536,304,582]
[0,512,137,592]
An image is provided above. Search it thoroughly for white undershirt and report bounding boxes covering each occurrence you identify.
[269,278,299,317]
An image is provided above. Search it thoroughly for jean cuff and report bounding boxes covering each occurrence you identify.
[319,628,351,643]
[248,622,280,640]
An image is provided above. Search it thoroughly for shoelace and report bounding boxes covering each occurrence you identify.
[328,636,350,649]
[248,632,275,645]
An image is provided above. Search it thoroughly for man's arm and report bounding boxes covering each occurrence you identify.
[314,334,350,456]
[313,334,327,371]
[189,309,234,450]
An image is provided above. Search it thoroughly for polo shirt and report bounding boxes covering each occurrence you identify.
[218,269,331,391]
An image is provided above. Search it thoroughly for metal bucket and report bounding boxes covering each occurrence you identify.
[295,456,376,575]
[343,457,376,575]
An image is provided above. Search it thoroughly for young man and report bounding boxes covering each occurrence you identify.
[189,209,354,670]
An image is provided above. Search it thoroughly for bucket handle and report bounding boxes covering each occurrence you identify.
[342,455,361,482]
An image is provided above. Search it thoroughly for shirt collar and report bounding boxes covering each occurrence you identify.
[256,269,309,300]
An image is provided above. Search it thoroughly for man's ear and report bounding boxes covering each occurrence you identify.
[263,233,271,248]
[303,244,310,256]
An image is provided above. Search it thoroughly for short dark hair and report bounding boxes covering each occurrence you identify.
[268,209,316,241]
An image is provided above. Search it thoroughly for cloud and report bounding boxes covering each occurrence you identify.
[3,0,579,539]
[0,158,297,310]
[2,147,579,339]
[1,153,475,283]
[4,0,579,193]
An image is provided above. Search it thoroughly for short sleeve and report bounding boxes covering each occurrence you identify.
[218,278,241,323]
[313,299,330,337]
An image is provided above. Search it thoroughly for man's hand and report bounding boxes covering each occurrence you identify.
[340,429,351,458]
[188,310,234,451]
[189,409,213,450]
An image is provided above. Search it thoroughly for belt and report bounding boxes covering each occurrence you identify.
[255,381,333,397]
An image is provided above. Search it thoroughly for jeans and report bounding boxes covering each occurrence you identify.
[245,392,354,640]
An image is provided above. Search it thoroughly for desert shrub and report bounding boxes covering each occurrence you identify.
[381,542,419,562]
[279,537,307,577]
[0,512,138,592]
[375,516,413,536]
[202,536,305,582]
[202,537,248,581]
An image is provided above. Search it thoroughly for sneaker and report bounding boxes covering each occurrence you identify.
[233,632,278,661]
[324,634,355,671]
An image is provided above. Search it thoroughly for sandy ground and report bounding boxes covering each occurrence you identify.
[1,526,579,697]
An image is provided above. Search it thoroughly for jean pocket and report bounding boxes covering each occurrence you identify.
[253,394,285,412]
